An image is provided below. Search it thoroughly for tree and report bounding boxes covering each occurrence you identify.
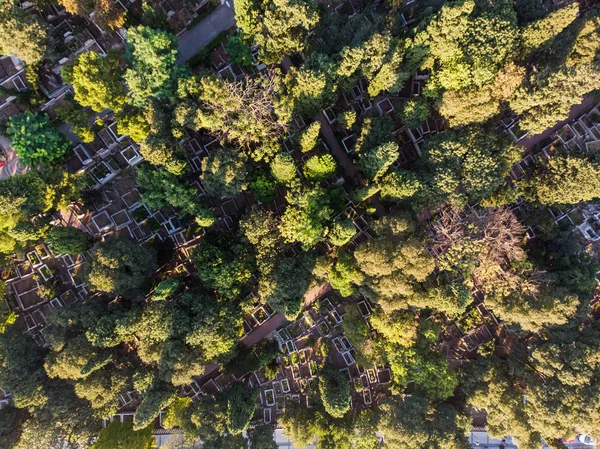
[342,304,380,366]
[45,226,92,255]
[247,424,278,449]
[225,34,254,66]
[274,66,334,122]
[262,254,313,318]
[139,135,183,173]
[201,146,249,197]
[319,364,350,418]
[92,421,154,449]
[85,238,157,297]
[328,218,356,247]
[140,2,169,30]
[6,112,69,166]
[115,107,151,142]
[399,98,430,129]
[357,142,399,181]
[421,128,521,208]
[521,154,600,205]
[236,0,320,64]
[379,395,468,449]
[182,290,242,364]
[93,0,127,30]
[124,26,187,106]
[270,153,298,185]
[409,0,521,126]
[521,4,579,54]
[70,51,127,112]
[190,236,254,299]
[136,164,214,226]
[377,169,421,201]
[279,187,335,248]
[56,103,95,143]
[338,110,356,129]
[303,154,336,182]
[0,328,47,410]
[175,75,282,158]
[133,380,178,430]
[298,121,321,153]
[226,383,257,434]
[0,14,47,65]
[510,64,600,134]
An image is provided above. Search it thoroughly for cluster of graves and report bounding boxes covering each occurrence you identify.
[506,104,600,246]
[151,291,394,432]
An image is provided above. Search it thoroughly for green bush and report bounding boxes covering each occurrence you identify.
[45,226,92,255]
[251,174,278,203]
[271,153,298,184]
[328,218,356,246]
[7,112,69,165]
[303,154,336,182]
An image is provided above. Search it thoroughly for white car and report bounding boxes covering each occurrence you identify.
[576,434,595,446]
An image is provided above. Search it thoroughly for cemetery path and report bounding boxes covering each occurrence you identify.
[177,3,236,63]
[520,94,596,151]
[240,283,332,347]
[314,113,387,217]
[0,136,28,180]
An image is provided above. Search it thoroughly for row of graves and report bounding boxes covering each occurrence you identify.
[0,56,29,122]
[3,241,90,346]
[170,291,392,427]
[440,301,501,367]
[322,72,444,175]
[232,292,392,425]
[507,103,600,245]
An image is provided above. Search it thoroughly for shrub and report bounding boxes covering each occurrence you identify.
[337,110,357,129]
[45,226,92,255]
[271,153,297,184]
[6,112,69,166]
[303,154,336,182]
[297,121,321,152]
[328,218,356,246]
[400,98,430,129]
[251,174,278,203]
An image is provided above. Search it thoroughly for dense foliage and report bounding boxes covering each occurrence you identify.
[1,1,600,448]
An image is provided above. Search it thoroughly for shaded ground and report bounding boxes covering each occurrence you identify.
[520,95,597,151]
[176,4,236,63]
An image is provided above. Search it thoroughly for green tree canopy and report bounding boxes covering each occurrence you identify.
[319,364,351,418]
[92,421,155,449]
[45,226,92,255]
[70,51,127,112]
[7,112,69,166]
[84,238,157,297]
[226,383,257,434]
[125,26,187,106]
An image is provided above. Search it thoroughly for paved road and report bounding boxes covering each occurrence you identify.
[0,136,28,180]
[520,94,597,151]
[177,4,236,64]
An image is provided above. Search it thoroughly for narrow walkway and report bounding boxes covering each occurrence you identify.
[314,112,387,217]
[240,283,332,347]
[176,3,236,63]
